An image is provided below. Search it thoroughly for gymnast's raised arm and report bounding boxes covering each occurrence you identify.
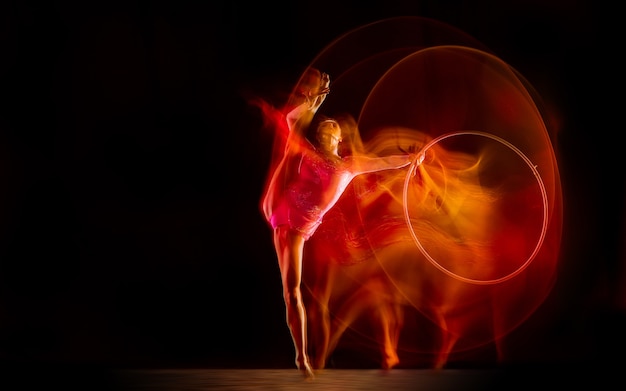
[286,69,331,136]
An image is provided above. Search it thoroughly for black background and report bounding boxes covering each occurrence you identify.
[1,0,623,376]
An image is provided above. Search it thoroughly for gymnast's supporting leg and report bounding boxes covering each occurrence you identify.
[307,263,336,370]
[273,226,315,378]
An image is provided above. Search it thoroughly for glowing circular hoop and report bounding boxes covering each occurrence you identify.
[402,131,549,285]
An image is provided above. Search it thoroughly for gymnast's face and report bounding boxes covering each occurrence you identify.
[317,120,342,154]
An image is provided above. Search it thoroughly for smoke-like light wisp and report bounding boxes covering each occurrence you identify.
[403,130,549,285]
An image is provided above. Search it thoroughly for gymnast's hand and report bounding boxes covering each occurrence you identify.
[403,144,426,169]
[303,71,331,111]
[306,72,330,98]
[318,72,330,96]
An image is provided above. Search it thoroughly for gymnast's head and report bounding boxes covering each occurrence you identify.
[315,117,342,155]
